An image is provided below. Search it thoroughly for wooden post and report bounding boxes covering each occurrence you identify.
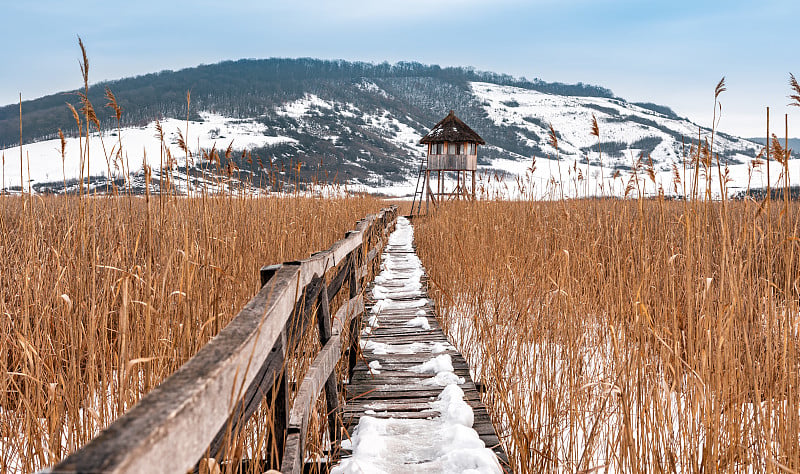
[472,170,476,200]
[347,250,361,376]
[438,170,442,204]
[269,330,289,470]
[316,285,340,451]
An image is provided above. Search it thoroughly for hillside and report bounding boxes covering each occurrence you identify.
[748,137,800,152]
[0,58,772,196]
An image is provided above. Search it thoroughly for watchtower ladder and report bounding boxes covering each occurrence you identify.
[410,155,427,216]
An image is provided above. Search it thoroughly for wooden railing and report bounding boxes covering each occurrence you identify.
[50,206,398,474]
[427,153,477,171]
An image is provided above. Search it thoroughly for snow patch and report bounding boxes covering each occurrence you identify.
[368,360,382,375]
[361,340,430,355]
[404,316,431,330]
[331,385,500,474]
[275,94,333,119]
[409,355,454,374]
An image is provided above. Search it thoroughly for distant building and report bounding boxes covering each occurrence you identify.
[418,110,485,212]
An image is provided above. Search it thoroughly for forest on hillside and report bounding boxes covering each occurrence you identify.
[0,58,620,148]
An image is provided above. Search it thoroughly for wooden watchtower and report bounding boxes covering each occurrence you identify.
[419,110,485,211]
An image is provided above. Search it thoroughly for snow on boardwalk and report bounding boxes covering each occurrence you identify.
[333,217,506,473]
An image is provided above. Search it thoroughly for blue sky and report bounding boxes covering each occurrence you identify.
[2,0,798,137]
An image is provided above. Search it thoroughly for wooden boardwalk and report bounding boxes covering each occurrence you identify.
[339,217,508,472]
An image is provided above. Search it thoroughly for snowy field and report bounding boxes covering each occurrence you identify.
[356,153,793,201]
[1,82,792,200]
[0,112,295,191]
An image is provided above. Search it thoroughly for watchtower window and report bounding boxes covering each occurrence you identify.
[447,143,462,155]
[467,143,476,155]
[430,143,443,155]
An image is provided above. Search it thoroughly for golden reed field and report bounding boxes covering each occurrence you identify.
[0,194,384,472]
[416,198,800,472]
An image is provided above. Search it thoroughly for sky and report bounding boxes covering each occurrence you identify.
[1,0,799,138]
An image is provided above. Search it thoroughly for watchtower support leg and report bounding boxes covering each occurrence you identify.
[472,170,476,200]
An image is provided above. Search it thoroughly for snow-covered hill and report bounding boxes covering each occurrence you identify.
[0,112,297,194]
[1,67,787,198]
[472,82,757,166]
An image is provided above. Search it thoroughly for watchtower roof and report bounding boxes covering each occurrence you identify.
[419,110,485,145]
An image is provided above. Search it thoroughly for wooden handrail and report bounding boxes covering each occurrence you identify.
[50,206,397,474]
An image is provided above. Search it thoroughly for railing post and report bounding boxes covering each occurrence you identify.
[259,264,291,468]
[316,284,340,454]
[346,237,362,377]
[345,233,361,300]
[369,223,379,275]
[270,329,289,470]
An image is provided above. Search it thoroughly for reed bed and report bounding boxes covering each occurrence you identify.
[0,193,382,473]
[416,197,800,472]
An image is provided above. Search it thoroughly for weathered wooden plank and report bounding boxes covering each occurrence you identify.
[354,353,466,364]
[331,295,363,337]
[346,246,362,377]
[365,305,435,314]
[353,354,471,365]
[316,286,333,346]
[260,264,282,287]
[315,285,340,450]
[366,241,382,264]
[349,410,440,420]
[361,323,439,333]
[350,369,472,382]
[350,398,436,408]
[268,335,290,470]
[358,332,448,341]
[348,381,475,393]
[342,401,434,413]
[345,395,488,410]
[341,408,496,425]
[202,328,286,463]
[359,327,444,335]
[344,387,483,401]
[280,433,303,474]
[326,254,352,300]
[285,335,341,447]
[52,264,304,474]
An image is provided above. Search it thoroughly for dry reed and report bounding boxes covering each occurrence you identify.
[0,194,382,472]
[417,198,800,472]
